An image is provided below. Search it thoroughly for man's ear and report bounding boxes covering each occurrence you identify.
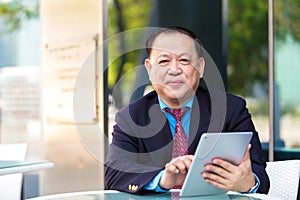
[198,57,205,78]
[144,58,151,75]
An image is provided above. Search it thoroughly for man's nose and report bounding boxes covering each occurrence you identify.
[169,60,182,74]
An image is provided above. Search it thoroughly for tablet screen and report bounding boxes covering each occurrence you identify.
[180,132,253,197]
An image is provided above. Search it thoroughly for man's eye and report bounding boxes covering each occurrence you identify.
[158,60,169,65]
[180,59,190,64]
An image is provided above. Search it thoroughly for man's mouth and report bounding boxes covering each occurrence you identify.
[167,80,184,87]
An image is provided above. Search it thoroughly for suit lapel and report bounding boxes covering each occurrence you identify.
[141,101,173,167]
[188,86,227,153]
[188,90,211,153]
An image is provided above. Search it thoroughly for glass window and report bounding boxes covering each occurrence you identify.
[228,1,269,157]
[274,0,300,160]
[228,0,300,161]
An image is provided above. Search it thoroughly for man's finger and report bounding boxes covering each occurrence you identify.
[165,163,179,173]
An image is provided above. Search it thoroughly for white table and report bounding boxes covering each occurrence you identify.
[0,160,54,175]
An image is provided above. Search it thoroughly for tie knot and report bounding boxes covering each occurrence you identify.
[165,107,189,121]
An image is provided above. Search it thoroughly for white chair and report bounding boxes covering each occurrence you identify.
[266,159,300,200]
[0,143,28,200]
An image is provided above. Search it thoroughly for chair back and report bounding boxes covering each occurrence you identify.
[0,143,28,200]
[266,159,300,200]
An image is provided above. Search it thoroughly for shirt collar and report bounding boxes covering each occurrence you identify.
[158,96,194,111]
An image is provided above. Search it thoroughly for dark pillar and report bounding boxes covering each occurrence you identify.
[156,0,228,89]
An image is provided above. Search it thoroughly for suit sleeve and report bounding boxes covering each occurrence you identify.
[225,96,270,194]
[104,111,163,194]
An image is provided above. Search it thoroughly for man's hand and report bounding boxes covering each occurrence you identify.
[159,155,194,189]
[201,144,256,192]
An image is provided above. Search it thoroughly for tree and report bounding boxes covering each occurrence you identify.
[0,0,38,32]
[228,0,300,98]
[275,0,300,42]
[228,0,269,97]
[2,0,299,108]
[108,0,152,108]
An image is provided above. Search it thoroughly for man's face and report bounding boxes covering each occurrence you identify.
[145,32,205,107]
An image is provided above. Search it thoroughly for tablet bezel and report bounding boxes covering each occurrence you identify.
[180,132,253,197]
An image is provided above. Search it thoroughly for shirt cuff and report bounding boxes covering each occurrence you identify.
[248,173,260,193]
[144,170,169,192]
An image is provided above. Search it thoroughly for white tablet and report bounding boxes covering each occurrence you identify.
[180,132,253,197]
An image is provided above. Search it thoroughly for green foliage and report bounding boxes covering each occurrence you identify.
[228,0,300,117]
[0,1,39,32]
[275,0,300,42]
[228,0,300,99]
[107,0,152,90]
[281,102,300,117]
[228,0,269,96]
[1,0,299,110]
[246,99,269,116]
[246,99,300,117]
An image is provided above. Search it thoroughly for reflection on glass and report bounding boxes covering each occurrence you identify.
[228,0,300,160]
[274,0,300,159]
[228,1,269,152]
[29,191,263,200]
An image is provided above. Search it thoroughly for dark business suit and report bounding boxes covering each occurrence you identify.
[105,85,270,194]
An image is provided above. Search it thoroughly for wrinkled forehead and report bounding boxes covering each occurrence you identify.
[150,32,198,57]
[148,31,202,58]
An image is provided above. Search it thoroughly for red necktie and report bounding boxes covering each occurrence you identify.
[165,108,189,189]
[165,107,189,158]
